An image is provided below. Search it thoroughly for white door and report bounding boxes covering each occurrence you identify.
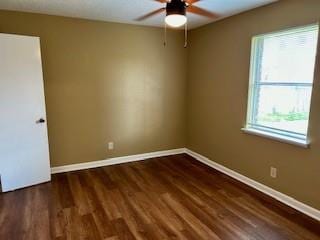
[0,33,50,192]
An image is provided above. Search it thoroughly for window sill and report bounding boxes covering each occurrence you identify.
[241,128,310,148]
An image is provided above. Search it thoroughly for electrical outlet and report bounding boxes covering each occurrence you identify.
[270,167,277,178]
[108,142,114,150]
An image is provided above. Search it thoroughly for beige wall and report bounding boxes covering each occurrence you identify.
[187,0,320,210]
[0,10,187,167]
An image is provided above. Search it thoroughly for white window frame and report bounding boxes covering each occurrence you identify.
[243,24,319,148]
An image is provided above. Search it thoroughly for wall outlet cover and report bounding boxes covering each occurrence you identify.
[270,167,277,178]
[108,142,114,150]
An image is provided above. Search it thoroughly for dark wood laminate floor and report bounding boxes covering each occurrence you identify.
[1,154,320,240]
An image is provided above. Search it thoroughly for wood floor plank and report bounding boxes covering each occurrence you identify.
[67,173,90,216]
[161,192,221,240]
[112,218,136,240]
[81,213,102,240]
[77,171,115,239]
[0,154,319,240]
[56,174,75,209]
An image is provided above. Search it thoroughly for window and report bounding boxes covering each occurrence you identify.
[244,24,319,146]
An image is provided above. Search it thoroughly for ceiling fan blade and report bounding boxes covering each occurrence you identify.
[186,0,201,4]
[187,5,219,19]
[135,8,166,21]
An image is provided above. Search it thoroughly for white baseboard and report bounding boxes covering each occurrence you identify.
[51,148,185,174]
[50,147,320,221]
[185,148,320,222]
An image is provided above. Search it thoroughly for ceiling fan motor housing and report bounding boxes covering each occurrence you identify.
[166,0,187,16]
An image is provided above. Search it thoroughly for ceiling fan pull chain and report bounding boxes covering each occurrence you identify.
[184,21,188,48]
[164,22,167,47]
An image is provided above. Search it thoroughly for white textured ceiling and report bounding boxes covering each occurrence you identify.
[0,0,277,29]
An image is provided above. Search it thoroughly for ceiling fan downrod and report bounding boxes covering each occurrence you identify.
[136,0,217,48]
[184,21,188,48]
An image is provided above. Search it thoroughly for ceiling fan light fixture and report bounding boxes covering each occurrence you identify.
[165,14,187,27]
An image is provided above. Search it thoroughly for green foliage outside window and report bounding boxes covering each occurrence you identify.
[258,110,308,122]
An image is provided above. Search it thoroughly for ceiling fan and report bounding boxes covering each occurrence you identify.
[136,0,218,47]
[136,0,218,28]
